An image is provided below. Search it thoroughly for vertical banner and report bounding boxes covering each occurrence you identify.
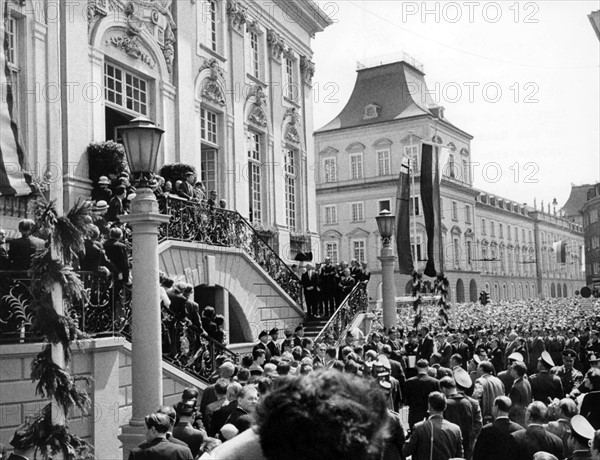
[420,143,442,277]
[395,156,414,274]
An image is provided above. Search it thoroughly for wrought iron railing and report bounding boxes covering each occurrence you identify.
[0,271,237,382]
[314,283,369,346]
[157,196,303,306]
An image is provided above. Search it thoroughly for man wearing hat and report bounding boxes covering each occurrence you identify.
[292,324,305,348]
[567,415,596,459]
[253,330,272,363]
[266,328,280,358]
[499,352,525,395]
[530,351,564,403]
[551,349,583,397]
[92,175,113,202]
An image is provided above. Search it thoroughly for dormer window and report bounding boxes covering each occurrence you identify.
[363,103,381,120]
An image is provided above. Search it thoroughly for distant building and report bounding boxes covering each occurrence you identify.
[582,184,600,291]
[314,58,585,303]
[589,10,600,40]
[562,184,594,226]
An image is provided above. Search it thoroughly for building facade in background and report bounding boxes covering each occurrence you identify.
[315,59,585,303]
[1,0,331,260]
[582,184,600,291]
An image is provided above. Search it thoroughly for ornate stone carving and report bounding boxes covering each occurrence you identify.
[284,107,301,143]
[286,125,300,143]
[300,55,315,85]
[247,85,267,127]
[284,107,300,125]
[226,0,247,33]
[87,0,108,24]
[200,59,226,106]
[249,84,267,106]
[267,29,285,60]
[200,58,225,79]
[282,47,294,60]
[106,34,156,68]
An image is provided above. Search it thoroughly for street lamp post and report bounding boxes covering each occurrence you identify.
[117,117,170,459]
[376,210,397,330]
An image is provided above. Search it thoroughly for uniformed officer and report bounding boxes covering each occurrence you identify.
[530,351,564,403]
[552,349,584,397]
[566,414,595,459]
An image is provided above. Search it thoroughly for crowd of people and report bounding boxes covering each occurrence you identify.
[298,257,371,319]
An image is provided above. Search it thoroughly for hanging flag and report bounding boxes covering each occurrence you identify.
[420,143,443,277]
[553,240,566,264]
[395,156,413,274]
[0,2,32,196]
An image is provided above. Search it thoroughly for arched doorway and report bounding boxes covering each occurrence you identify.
[563,283,568,297]
[517,283,522,299]
[551,283,556,298]
[456,279,465,303]
[510,283,515,300]
[469,279,478,302]
[502,283,508,300]
[493,283,499,301]
[557,284,562,297]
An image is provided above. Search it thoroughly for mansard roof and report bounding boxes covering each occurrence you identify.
[317,61,437,132]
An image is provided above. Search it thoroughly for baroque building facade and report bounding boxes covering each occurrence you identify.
[1,0,330,259]
[315,59,585,304]
[582,183,600,291]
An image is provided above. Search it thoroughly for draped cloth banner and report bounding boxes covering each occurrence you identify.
[0,1,32,196]
[553,240,566,264]
[420,143,443,277]
[395,156,414,274]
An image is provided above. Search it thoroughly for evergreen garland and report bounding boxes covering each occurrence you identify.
[434,272,450,325]
[18,189,95,459]
[411,270,423,329]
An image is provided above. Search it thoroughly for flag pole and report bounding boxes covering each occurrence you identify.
[409,134,418,271]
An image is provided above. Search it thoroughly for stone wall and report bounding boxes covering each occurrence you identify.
[0,338,206,459]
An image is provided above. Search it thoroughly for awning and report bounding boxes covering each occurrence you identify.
[0,3,33,196]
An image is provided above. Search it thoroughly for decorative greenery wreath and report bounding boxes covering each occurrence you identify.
[16,184,94,459]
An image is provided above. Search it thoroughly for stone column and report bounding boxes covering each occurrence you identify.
[378,242,398,330]
[118,188,170,459]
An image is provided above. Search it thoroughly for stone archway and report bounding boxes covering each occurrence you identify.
[563,283,568,298]
[557,283,562,298]
[456,279,465,303]
[551,283,556,298]
[469,279,478,302]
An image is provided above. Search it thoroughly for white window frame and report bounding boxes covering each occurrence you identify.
[404,145,419,174]
[200,148,218,196]
[284,55,296,100]
[200,108,218,145]
[284,148,297,231]
[377,149,391,176]
[249,29,260,78]
[247,131,262,223]
[208,0,218,52]
[411,196,421,216]
[352,239,367,263]
[325,242,339,263]
[351,202,364,222]
[349,153,363,180]
[322,157,337,183]
[104,62,149,116]
[324,205,337,225]
[465,205,471,224]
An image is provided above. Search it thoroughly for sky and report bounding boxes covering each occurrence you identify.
[310,0,600,210]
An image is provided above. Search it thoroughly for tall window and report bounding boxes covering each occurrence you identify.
[249,30,259,78]
[104,63,148,115]
[405,145,419,174]
[507,224,511,240]
[499,223,504,239]
[451,201,458,221]
[410,196,420,216]
[411,236,422,261]
[453,238,460,267]
[448,154,455,178]
[284,148,297,231]
[324,205,337,225]
[351,202,364,222]
[201,149,218,196]
[481,218,487,235]
[462,159,469,183]
[6,16,17,66]
[467,241,472,264]
[465,205,471,223]
[491,221,496,237]
[349,153,363,179]
[208,0,218,51]
[247,132,262,223]
[323,158,337,183]
[377,149,390,176]
[201,108,217,144]
[353,240,366,263]
[514,227,519,241]
[325,242,339,263]
[285,56,295,99]
[6,16,20,120]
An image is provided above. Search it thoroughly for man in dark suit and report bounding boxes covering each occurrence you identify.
[403,391,464,460]
[404,359,440,429]
[417,326,434,362]
[209,381,242,437]
[436,331,454,368]
[301,263,320,317]
[129,413,193,460]
[171,401,206,457]
[473,396,523,460]
[530,351,564,403]
[508,361,532,427]
[505,401,563,460]
[78,225,116,274]
[105,185,126,223]
[252,330,272,363]
[318,257,337,317]
[266,328,280,358]
[103,227,130,285]
[225,384,259,434]
[8,219,45,271]
[177,172,196,200]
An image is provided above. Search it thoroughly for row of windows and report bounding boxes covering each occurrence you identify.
[323,199,395,225]
[584,208,600,227]
[324,240,367,264]
[480,218,532,242]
